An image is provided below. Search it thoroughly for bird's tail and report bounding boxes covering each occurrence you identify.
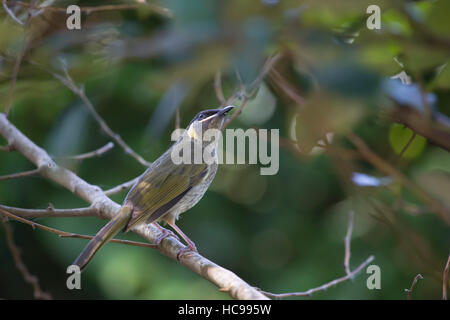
[73,204,133,271]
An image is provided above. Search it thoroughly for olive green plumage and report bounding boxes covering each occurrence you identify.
[73,106,233,271]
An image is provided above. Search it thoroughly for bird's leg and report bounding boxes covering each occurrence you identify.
[153,222,179,246]
[165,219,198,260]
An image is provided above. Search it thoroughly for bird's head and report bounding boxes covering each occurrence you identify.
[186,106,234,140]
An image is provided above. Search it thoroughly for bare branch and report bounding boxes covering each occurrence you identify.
[0,208,156,249]
[398,132,417,159]
[0,112,268,300]
[53,142,114,161]
[215,70,226,105]
[444,254,450,300]
[1,216,51,299]
[3,31,28,116]
[0,168,40,181]
[104,176,139,196]
[260,211,374,299]
[344,211,354,276]
[261,255,374,299]
[5,1,172,17]
[405,274,423,300]
[222,53,282,129]
[0,204,97,218]
[53,68,151,167]
[3,0,24,25]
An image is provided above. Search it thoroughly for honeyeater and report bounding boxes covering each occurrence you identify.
[73,106,234,270]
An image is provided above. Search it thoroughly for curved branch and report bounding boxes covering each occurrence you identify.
[0,112,268,300]
[104,177,139,196]
[0,208,156,249]
[53,142,114,161]
[0,168,39,181]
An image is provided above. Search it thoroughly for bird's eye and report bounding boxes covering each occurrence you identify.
[197,114,205,120]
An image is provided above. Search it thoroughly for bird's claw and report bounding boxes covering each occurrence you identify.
[155,228,179,246]
[176,244,198,261]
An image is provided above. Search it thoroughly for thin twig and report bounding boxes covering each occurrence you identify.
[215,70,226,105]
[53,142,114,161]
[268,68,306,106]
[104,176,139,196]
[5,1,172,17]
[261,256,374,299]
[222,53,282,129]
[4,30,28,116]
[405,274,423,300]
[260,211,374,299]
[0,204,97,218]
[1,216,52,299]
[3,0,24,25]
[344,211,354,276]
[0,208,157,249]
[0,168,40,181]
[53,67,150,167]
[443,254,450,300]
[398,131,417,159]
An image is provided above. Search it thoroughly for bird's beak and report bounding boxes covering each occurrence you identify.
[217,105,235,116]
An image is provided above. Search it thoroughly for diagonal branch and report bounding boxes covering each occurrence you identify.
[5,0,172,17]
[444,254,450,300]
[104,176,139,196]
[344,211,354,276]
[0,168,40,181]
[1,216,51,299]
[53,67,151,167]
[405,273,423,300]
[53,142,114,161]
[0,112,268,300]
[0,208,156,249]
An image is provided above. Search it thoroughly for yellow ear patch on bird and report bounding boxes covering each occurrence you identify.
[187,124,201,140]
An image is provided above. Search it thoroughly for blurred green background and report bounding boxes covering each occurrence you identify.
[0,0,449,299]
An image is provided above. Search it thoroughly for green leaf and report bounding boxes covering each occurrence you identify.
[388,123,427,159]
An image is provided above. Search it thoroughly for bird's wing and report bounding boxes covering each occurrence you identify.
[123,156,208,232]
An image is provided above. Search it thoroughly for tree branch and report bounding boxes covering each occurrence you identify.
[1,216,52,299]
[0,168,40,181]
[5,0,172,17]
[0,112,268,300]
[104,176,140,196]
[443,254,450,300]
[405,273,423,300]
[0,208,156,249]
[260,211,374,299]
[53,142,114,161]
[344,211,354,276]
[53,66,151,167]
[0,204,97,218]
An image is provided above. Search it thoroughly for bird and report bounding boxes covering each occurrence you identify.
[73,106,234,271]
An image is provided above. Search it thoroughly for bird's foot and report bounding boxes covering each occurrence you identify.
[176,244,198,261]
[155,228,179,247]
